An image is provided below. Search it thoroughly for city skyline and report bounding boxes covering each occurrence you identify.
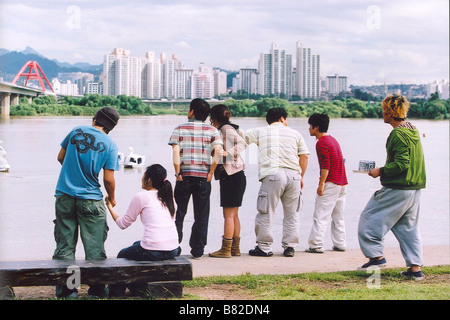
[0,0,448,86]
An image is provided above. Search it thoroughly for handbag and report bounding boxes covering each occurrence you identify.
[214,164,227,180]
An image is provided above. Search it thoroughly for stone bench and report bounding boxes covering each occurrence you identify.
[0,257,192,299]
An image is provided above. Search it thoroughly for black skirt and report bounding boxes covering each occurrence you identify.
[219,170,246,207]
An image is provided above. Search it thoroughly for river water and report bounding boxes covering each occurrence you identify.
[0,115,448,260]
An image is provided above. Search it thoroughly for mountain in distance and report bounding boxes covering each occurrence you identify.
[20,46,45,57]
[0,47,103,81]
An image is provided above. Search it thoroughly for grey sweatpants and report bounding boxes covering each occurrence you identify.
[255,168,302,253]
[358,187,423,267]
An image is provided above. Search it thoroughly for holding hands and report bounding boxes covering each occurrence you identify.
[105,196,119,221]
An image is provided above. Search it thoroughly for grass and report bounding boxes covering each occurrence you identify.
[181,265,450,300]
[12,265,447,300]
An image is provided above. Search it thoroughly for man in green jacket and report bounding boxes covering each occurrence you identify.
[357,94,426,280]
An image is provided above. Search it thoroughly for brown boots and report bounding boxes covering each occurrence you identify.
[231,236,241,256]
[209,236,241,258]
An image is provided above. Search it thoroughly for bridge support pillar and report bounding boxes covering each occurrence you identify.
[10,94,19,107]
[1,93,11,120]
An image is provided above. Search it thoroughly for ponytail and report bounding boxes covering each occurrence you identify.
[157,180,175,217]
[144,164,176,217]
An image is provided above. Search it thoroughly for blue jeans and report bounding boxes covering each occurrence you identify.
[109,241,181,296]
[174,177,211,257]
[117,241,181,261]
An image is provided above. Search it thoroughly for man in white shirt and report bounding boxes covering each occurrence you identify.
[245,108,309,257]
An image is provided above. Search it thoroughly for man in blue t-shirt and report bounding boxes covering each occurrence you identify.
[52,106,120,298]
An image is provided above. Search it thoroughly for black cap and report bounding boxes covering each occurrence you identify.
[95,107,120,131]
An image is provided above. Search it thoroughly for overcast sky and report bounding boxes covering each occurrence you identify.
[1,0,448,85]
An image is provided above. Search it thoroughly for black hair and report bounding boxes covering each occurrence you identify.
[93,118,111,134]
[144,164,175,217]
[210,104,231,126]
[308,113,329,133]
[266,107,288,125]
[190,98,211,121]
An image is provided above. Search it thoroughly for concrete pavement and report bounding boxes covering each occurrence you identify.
[188,245,449,277]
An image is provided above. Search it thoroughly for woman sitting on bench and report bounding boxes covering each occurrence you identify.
[106,164,180,296]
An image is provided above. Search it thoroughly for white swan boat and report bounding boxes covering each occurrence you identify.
[121,147,145,168]
[0,142,10,172]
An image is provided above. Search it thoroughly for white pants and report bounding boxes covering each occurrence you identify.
[308,182,346,250]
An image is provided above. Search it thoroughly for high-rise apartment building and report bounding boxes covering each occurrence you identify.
[160,53,184,99]
[192,63,214,99]
[214,68,228,97]
[86,82,102,95]
[174,68,193,99]
[141,51,161,99]
[103,48,142,97]
[237,68,258,95]
[58,72,94,95]
[427,79,449,99]
[326,74,348,95]
[103,49,190,99]
[51,78,79,96]
[257,43,292,97]
[103,49,119,96]
[258,52,272,96]
[296,41,320,100]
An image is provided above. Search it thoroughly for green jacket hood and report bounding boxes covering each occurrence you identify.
[395,126,421,145]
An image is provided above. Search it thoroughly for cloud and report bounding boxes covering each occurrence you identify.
[0,0,448,85]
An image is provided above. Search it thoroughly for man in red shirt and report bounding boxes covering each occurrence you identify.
[306,113,348,253]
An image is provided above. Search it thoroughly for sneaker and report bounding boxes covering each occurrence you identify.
[249,246,273,257]
[191,248,203,259]
[332,246,346,252]
[357,257,386,270]
[305,247,324,254]
[400,268,423,281]
[283,247,295,257]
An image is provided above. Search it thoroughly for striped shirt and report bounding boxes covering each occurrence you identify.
[316,135,348,186]
[245,122,309,180]
[168,119,223,178]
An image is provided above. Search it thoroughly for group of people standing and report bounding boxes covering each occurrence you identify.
[51,94,426,298]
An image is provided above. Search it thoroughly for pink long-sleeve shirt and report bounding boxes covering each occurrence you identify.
[116,190,179,251]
